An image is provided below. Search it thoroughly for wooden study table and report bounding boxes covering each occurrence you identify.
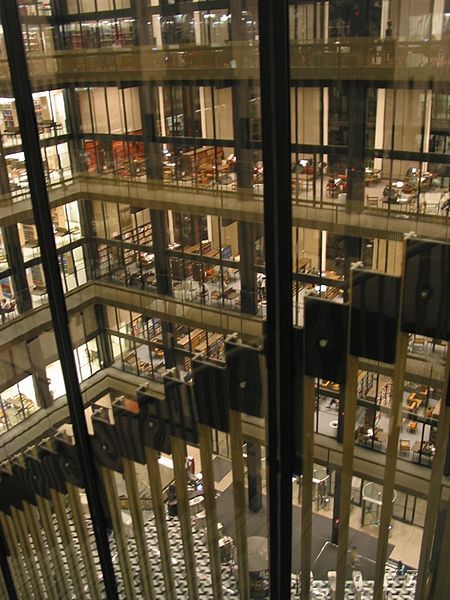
[432,399,441,417]
[406,392,423,412]
[221,288,239,308]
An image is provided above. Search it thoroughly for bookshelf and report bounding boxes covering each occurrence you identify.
[319,370,374,399]
[177,328,207,370]
[180,146,223,176]
[170,239,213,281]
[0,101,17,131]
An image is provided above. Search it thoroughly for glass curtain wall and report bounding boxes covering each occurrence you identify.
[0,1,448,599]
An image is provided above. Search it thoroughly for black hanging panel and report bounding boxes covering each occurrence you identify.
[91,414,124,474]
[37,442,67,494]
[225,339,263,417]
[350,269,401,363]
[0,469,17,514]
[54,434,85,488]
[24,452,51,499]
[192,358,230,432]
[10,460,37,506]
[402,239,450,340]
[137,390,172,454]
[112,401,146,464]
[164,375,199,444]
[304,297,349,384]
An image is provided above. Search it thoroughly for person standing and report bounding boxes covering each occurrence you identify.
[396,560,407,577]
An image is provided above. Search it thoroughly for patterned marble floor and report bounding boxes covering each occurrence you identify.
[19,503,417,599]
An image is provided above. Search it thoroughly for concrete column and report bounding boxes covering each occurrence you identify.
[374,89,386,171]
[320,231,327,274]
[77,199,95,280]
[422,89,433,172]
[193,10,203,45]
[343,236,361,301]
[323,87,329,167]
[26,337,54,408]
[380,0,390,38]
[432,0,445,39]
[94,304,113,368]
[324,2,330,41]
[238,222,257,314]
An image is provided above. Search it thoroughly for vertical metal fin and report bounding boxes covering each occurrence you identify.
[22,501,58,598]
[101,466,136,599]
[171,435,199,600]
[198,423,223,599]
[144,447,176,598]
[50,489,85,598]
[229,409,250,600]
[122,457,155,600]
[66,482,103,600]
[11,507,45,598]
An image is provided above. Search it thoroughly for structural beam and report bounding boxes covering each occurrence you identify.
[258,0,294,597]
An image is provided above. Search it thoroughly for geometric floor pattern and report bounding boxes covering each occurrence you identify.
[17,504,416,599]
[290,561,418,599]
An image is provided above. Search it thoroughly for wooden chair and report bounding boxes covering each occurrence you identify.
[366,195,379,209]
[399,439,411,456]
[412,335,426,351]
[407,421,418,433]
[211,290,221,303]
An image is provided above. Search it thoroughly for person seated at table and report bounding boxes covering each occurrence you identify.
[355,424,372,441]
[0,297,14,322]
[127,272,140,288]
[0,297,11,311]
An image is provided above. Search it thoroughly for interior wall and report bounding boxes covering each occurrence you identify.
[372,238,403,275]
[201,87,234,140]
[383,88,426,177]
[291,87,322,146]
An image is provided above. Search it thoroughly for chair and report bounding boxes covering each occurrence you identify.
[412,335,426,351]
[366,195,379,209]
[407,421,418,433]
[399,439,411,456]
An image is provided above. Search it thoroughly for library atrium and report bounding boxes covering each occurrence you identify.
[0,0,449,599]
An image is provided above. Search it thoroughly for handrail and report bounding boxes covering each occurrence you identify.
[0,38,449,84]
